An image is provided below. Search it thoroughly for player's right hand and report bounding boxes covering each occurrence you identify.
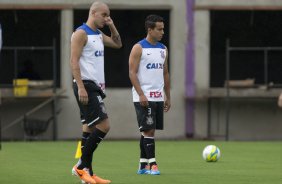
[105,16,113,26]
[139,94,149,107]
[78,88,88,105]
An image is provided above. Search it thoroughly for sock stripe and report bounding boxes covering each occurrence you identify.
[140,158,149,163]
[144,136,154,139]
[149,158,156,163]
[88,117,100,126]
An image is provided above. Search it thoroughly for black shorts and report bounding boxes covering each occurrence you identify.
[73,80,108,127]
[134,101,164,132]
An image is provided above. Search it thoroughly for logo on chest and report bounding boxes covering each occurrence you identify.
[146,63,163,69]
[160,50,165,59]
[95,50,104,57]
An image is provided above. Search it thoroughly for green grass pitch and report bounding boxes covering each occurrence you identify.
[0,141,281,184]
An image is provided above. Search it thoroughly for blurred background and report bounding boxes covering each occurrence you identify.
[1,0,282,141]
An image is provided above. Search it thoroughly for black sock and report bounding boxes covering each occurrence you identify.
[78,128,106,170]
[143,137,157,167]
[77,132,90,166]
[139,135,148,169]
[80,132,93,174]
[81,132,90,152]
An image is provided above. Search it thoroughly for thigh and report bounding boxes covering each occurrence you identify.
[134,102,157,132]
[73,81,108,127]
[85,89,108,127]
[155,102,164,130]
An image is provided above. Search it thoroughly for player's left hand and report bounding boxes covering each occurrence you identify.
[164,99,171,112]
[105,16,114,26]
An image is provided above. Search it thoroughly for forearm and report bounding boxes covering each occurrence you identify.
[108,24,122,47]
[71,61,84,89]
[164,73,171,100]
[129,73,144,96]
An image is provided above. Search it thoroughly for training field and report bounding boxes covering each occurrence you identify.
[0,141,281,184]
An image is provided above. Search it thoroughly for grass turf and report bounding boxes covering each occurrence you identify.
[0,141,281,184]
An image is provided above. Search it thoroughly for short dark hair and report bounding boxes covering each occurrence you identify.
[145,14,164,32]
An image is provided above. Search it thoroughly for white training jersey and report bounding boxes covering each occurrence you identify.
[132,38,167,102]
[73,23,105,90]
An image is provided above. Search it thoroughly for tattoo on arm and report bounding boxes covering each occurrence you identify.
[112,35,121,42]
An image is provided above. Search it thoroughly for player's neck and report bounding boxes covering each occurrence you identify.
[146,36,157,45]
[85,21,98,31]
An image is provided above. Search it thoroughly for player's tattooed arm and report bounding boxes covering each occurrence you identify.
[112,34,121,42]
[103,16,122,48]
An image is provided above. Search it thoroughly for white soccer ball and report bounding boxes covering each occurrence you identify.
[202,145,221,162]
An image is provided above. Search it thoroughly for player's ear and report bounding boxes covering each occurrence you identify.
[91,10,96,16]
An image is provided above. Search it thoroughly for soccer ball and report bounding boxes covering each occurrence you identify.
[202,145,221,162]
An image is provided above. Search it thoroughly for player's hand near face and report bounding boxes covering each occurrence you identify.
[105,16,114,26]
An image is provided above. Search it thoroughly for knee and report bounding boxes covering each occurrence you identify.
[103,124,110,133]
[143,129,155,137]
[96,119,110,133]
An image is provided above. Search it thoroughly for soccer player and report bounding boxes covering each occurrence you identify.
[129,14,171,175]
[70,1,122,184]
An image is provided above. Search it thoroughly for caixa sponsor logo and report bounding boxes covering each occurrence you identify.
[146,63,163,69]
[150,91,162,98]
[95,50,104,57]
